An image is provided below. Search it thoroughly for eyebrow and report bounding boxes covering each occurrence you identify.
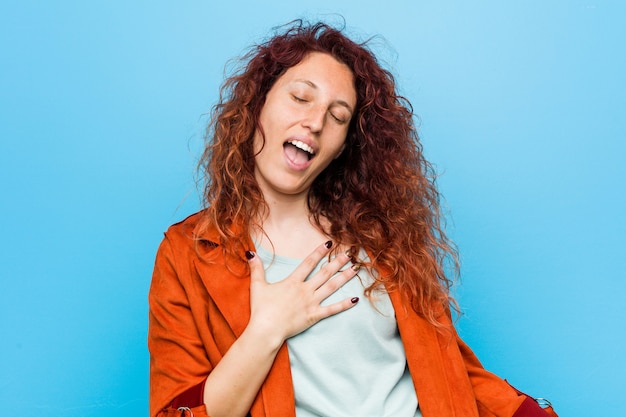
[294,79,354,114]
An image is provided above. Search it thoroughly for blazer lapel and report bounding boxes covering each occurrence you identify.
[191,220,297,416]
[388,288,454,416]
[191,221,252,337]
[193,256,251,337]
[388,288,479,417]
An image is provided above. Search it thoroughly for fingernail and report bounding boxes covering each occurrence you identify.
[324,240,332,249]
[351,297,359,304]
[245,250,255,260]
[351,263,361,272]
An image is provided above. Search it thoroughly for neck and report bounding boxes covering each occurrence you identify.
[253,192,329,259]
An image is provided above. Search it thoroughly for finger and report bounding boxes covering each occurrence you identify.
[313,262,359,301]
[289,240,334,281]
[246,250,266,284]
[307,251,352,290]
[316,296,360,321]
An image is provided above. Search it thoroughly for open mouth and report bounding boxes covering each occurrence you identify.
[284,140,316,163]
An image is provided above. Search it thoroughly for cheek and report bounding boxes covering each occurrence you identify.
[332,129,350,159]
[333,142,346,159]
[252,130,265,156]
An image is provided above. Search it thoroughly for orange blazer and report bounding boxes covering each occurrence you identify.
[149,213,557,417]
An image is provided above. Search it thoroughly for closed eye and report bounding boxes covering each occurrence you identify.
[329,112,348,124]
[292,95,307,103]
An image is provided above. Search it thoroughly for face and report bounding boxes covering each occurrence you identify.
[253,52,357,201]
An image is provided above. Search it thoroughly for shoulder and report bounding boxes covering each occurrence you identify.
[153,210,217,263]
[162,210,217,244]
[152,210,224,284]
[158,209,234,267]
[165,210,204,234]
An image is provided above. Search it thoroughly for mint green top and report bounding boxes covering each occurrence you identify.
[256,245,422,417]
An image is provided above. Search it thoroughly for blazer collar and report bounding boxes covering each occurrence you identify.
[191,218,254,337]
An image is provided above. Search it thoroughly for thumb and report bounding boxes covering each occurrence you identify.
[245,250,266,284]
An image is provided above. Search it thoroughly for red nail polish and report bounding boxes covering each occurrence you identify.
[351,297,359,304]
[245,250,255,260]
[324,241,332,249]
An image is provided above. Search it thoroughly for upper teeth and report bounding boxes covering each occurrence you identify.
[289,140,314,155]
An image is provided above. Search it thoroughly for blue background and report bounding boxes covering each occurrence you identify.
[1,1,624,416]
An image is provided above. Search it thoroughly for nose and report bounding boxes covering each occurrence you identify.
[301,105,326,133]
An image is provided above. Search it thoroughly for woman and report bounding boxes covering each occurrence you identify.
[149,21,558,417]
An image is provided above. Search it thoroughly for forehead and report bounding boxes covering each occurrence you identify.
[275,52,356,105]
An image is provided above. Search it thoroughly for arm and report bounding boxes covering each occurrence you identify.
[149,235,213,417]
[149,237,359,417]
[202,244,359,417]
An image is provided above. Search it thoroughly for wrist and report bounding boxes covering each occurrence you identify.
[243,319,285,353]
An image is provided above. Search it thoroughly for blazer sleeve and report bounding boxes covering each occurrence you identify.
[457,336,558,417]
[148,235,213,417]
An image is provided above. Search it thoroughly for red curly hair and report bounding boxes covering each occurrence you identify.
[198,20,459,325]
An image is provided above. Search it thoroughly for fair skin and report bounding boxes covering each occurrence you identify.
[202,52,360,417]
[252,51,357,258]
